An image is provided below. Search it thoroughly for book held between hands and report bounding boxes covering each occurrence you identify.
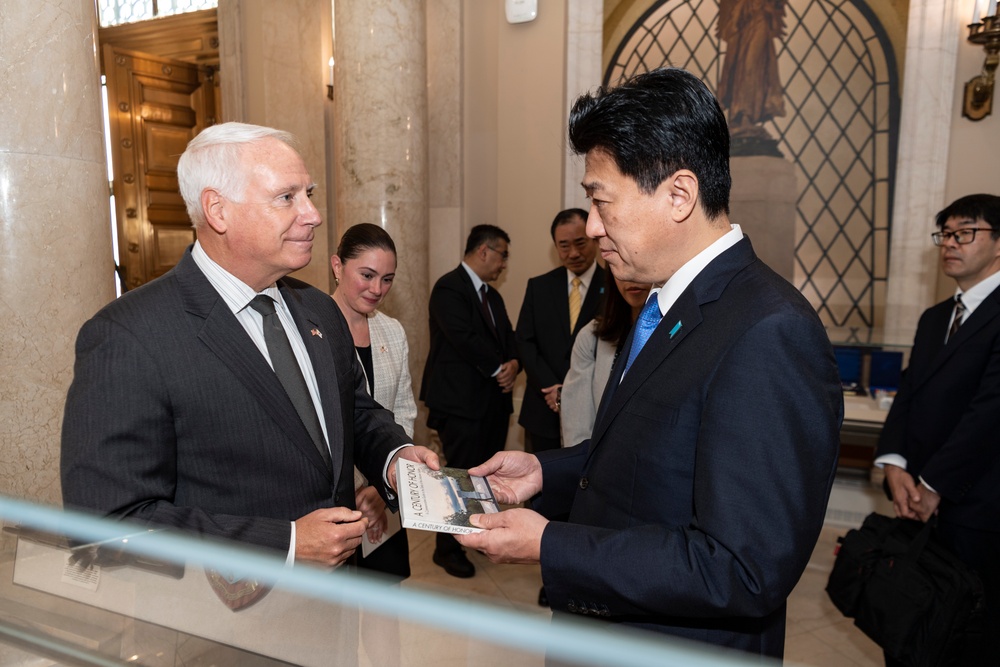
[395,460,499,534]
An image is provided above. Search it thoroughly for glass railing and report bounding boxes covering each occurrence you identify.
[0,496,790,667]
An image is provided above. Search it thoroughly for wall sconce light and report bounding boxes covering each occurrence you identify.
[965,0,1000,120]
[327,57,335,101]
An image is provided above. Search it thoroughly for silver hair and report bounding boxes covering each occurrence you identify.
[177,122,297,229]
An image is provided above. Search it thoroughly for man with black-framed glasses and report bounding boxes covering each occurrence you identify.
[420,224,520,578]
[876,193,1000,666]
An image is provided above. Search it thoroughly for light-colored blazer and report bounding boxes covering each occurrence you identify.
[362,310,417,438]
[560,319,617,448]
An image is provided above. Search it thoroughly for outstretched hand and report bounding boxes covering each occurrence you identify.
[388,446,441,492]
[456,508,547,564]
[468,450,542,505]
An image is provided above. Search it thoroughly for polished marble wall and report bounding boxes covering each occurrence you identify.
[0,0,113,505]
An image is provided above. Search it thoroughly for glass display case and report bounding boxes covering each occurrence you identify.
[0,497,769,667]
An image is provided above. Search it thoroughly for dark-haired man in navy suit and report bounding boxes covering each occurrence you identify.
[458,68,842,661]
[516,208,604,454]
[876,194,1000,666]
[61,122,438,569]
[420,224,520,578]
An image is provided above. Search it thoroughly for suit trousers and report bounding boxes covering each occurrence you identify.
[431,390,510,555]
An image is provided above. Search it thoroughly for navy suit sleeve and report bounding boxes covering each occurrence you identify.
[876,306,937,461]
[533,443,589,518]
[539,309,842,620]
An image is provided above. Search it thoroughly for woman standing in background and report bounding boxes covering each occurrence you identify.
[331,223,416,579]
[560,270,651,448]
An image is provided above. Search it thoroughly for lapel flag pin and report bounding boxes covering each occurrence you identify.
[310,328,323,339]
[669,321,682,338]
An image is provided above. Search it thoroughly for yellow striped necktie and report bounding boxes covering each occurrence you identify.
[568,277,582,332]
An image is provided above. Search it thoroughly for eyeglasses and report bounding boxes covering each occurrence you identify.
[931,228,995,246]
[486,245,509,261]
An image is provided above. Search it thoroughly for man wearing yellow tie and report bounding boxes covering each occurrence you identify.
[516,209,604,455]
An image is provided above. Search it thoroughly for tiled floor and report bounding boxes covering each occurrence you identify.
[403,524,884,667]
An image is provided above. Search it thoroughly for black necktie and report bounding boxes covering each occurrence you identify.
[948,296,965,342]
[249,295,331,468]
[479,284,497,333]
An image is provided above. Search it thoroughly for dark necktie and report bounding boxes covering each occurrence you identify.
[947,296,965,342]
[622,293,662,375]
[249,295,331,468]
[479,284,497,333]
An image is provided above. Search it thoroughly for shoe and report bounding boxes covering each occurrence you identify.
[538,586,548,607]
[432,549,475,578]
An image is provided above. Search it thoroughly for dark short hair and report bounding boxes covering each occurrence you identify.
[550,208,589,240]
[464,224,511,256]
[935,194,1000,238]
[336,223,396,261]
[569,67,731,220]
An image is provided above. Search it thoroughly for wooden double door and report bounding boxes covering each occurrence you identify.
[103,45,216,290]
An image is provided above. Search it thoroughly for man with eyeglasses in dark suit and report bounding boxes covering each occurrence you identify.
[420,224,520,578]
[876,193,1000,666]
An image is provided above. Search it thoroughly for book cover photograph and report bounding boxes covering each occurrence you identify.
[396,460,499,534]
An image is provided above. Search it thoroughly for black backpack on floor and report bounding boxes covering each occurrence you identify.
[825,512,986,667]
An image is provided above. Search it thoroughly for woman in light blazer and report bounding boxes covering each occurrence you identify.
[331,223,416,579]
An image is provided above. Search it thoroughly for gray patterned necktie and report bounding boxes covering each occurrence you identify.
[249,295,331,468]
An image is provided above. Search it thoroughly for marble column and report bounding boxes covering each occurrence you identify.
[563,0,603,210]
[333,0,430,442]
[218,0,332,292]
[0,0,113,504]
[884,0,964,346]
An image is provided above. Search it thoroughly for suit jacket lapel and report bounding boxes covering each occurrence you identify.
[281,283,343,479]
[587,238,755,457]
[589,292,703,449]
[487,287,507,341]
[550,270,572,335]
[175,254,333,479]
[910,290,1000,393]
[456,267,500,342]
